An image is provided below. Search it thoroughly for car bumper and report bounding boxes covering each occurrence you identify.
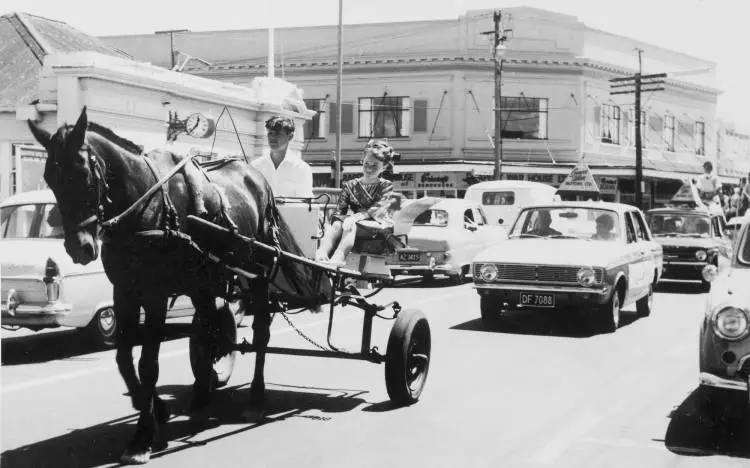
[390,263,458,276]
[662,260,708,280]
[699,372,748,391]
[1,301,73,328]
[474,283,612,309]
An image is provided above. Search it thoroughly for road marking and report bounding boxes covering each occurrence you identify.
[580,437,665,452]
[527,410,604,465]
[1,289,464,394]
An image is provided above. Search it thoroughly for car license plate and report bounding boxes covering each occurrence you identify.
[519,292,555,308]
[398,252,421,263]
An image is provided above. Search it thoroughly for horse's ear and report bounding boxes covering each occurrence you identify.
[27,120,52,150]
[68,106,88,148]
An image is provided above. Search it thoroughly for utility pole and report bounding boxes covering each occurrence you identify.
[334,0,344,189]
[481,11,510,180]
[155,29,189,70]
[609,49,665,210]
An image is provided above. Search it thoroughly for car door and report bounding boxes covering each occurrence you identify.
[711,215,732,268]
[632,210,659,286]
[623,211,646,303]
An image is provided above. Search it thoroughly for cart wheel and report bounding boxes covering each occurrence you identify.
[385,309,431,406]
[189,302,238,389]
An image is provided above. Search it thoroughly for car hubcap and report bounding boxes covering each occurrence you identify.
[99,308,115,334]
[612,296,620,327]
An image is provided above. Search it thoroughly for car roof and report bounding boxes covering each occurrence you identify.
[646,207,714,215]
[521,200,634,213]
[727,216,750,226]
[0,189,55,207]
[465,180,558,191]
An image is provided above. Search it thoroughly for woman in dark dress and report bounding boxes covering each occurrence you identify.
[316,142,396,263]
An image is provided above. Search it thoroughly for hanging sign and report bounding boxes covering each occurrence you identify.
[557,159,600,193]
[671,181,705,208]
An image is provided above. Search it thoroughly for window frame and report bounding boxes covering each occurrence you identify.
[497,96,549,140]
[357,96,412,139]
[695,121,706,156]
[663,114,676,152]
[303,98,328,140]
[601,104,621,144]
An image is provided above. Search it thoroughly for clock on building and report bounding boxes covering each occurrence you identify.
[184,113,216,139]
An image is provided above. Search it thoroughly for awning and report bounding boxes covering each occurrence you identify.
[310,163,495,176]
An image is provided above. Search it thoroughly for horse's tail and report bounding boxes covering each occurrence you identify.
[264,201,332,311]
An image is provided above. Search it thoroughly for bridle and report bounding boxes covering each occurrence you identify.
[70,143,110,231]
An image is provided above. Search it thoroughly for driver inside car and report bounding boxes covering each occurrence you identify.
[527,209,561,237]
[592,213,617,241]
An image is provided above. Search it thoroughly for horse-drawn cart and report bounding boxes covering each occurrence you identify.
[185,211,432,406]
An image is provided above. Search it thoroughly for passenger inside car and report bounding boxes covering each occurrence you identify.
[592,213,617,241]
[694,218,711,237]
[526,209,561,237]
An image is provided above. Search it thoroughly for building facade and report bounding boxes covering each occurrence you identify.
[0,13,313,203]
[103,7,746,205]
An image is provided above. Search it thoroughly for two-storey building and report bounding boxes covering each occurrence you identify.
[103,7,731,205]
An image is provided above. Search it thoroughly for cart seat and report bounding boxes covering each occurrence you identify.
[352,232,407,256]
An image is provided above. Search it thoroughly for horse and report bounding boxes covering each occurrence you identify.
[28,107,330,464]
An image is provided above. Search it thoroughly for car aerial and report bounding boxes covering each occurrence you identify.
[0,190,232,348]
[698,215,750,407]
[472,201,663,332]
[645,186,731,292]
[387,198,506,283]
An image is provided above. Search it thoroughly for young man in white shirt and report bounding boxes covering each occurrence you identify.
[251,116,314,198]
[696,161,722,204]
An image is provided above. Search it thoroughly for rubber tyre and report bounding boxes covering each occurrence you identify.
[189,303,238,389]
[84,307,117,348]
[598,290,621,334]
[636,285,653,318]
[385,309,431,406]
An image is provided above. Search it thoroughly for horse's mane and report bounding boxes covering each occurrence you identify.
[87,122,144,155]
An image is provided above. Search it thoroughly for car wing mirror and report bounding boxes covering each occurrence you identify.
[464,222,478,232]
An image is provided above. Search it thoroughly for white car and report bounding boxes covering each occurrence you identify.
[0,190,215,347]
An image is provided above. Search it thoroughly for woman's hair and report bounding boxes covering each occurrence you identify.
[364,139,395,179]
[265,116,295,135]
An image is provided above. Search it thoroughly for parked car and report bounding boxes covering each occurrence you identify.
[0,190,241,347]
[472,201,663,332]
[725,215,749,241]
[698,215,750,407]
[646,205,731,292]
[387,198,506,283]
[464,180,557,227]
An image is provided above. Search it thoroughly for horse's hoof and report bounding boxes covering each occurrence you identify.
[154,397,170,425]
[120,448,152,465]
[242,407,266,422]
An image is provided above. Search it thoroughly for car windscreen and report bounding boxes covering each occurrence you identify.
[646,213,712,238]
[0,204,64,239]
[509,207,620,241]
[412,209,449,227]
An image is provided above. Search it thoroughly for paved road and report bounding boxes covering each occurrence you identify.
[1,279,748,467]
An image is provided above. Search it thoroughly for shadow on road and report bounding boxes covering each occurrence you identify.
[0,381,370,468]
[664,385,750,459]
[450,311,640,338]
[0,323,195,367]
[655,282,706,295]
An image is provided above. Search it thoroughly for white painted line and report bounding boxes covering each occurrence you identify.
[2,289,465,394]
[580,437,665,452]
[527,410,604,465]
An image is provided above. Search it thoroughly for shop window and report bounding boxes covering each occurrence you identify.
[303,99,327,139]
[663,115,676,152]
[328,102,353,135]
[482,191,515,206]
[358,96,411,138]
[695,121,706,156]
[497,96,548,140]
[601,104,621,144]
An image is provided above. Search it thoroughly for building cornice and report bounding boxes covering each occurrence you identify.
[187,55,721,97]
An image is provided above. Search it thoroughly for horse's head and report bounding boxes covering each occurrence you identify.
[28,107,103,265]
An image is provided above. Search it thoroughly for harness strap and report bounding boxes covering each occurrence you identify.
[102,152,198,230]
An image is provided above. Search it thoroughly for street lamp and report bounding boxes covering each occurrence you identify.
[493,43,507,180]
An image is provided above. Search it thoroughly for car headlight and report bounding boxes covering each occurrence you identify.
[695,250,707,261]
[479,264,498,282]
[576,267,597,287]
[713,307,750,341]
[701,264,718,283]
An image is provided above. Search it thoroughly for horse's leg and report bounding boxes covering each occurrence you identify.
[121,294,168,465]
[113,286,143,411]
[189,292,218,412]
[244,278,271,421]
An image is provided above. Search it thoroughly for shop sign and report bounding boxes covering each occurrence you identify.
[596,177,618,193]
[558,159,600,193]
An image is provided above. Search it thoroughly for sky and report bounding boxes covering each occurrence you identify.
[3,0,748,132]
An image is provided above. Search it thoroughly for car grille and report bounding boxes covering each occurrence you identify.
[662,246,698,261]
[474,263,603,286]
